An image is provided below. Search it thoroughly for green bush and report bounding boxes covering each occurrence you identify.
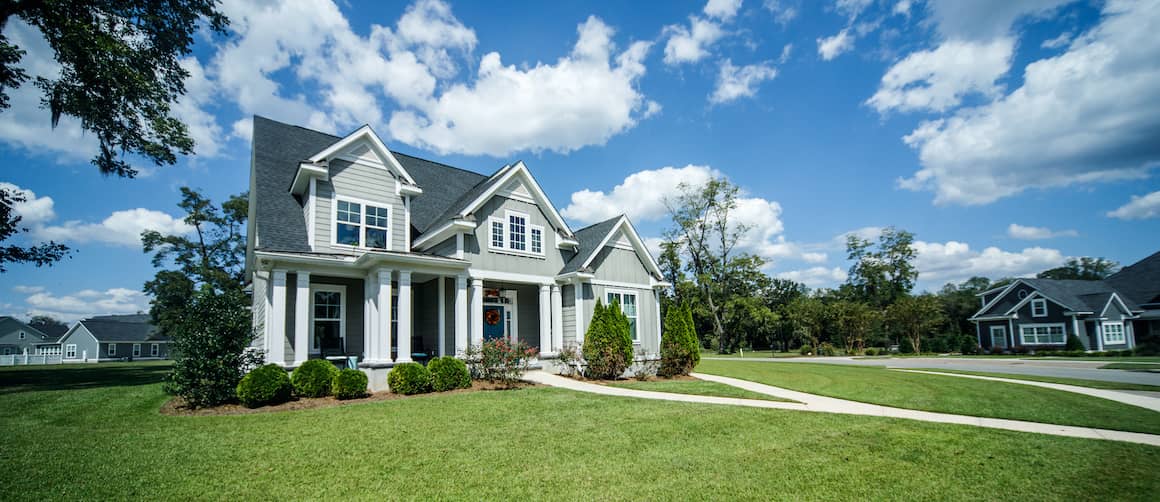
[799,344,814,356]
[291,359,338,398]
[582,300,634,379]
[899,338,915,354]
[818,342,837,357]
[162,288,264,408]
[959,337,980,355]
[332,369,368,400]
[1065,334,1085,351]
[428,356,471,392]
[464,339,537,387]
[658,304,699,377]
[236,364,293,408]
[864,347,879,356]
[388,362,432,395]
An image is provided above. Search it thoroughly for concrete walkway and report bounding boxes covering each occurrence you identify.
[891,369,1160,412]
[523,371,1160,447]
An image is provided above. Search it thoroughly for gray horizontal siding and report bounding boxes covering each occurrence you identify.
[315,159,406,252]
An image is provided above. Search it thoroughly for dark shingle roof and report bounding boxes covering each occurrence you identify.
[0,316,53,341]
[1019,278,1140,313]
[251,116,495,247]
[1106,249,1160,306]
[81,314,166,342]
[561,215,622,274]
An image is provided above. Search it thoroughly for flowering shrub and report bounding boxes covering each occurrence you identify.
[464,338,537,388]
[556,344,583,377]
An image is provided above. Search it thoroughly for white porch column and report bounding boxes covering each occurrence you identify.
[438,276,446,357]
[550,284,563,354]
[293,271,311,365]
[539,285,551,354]
[365,271,379,362]
[377,269,393,363]
[268,269,287,365]
[470,278,484,347]
[396,271,413,363]
[574,280,585,345]
[455,275,468,355]
[1096,322,1104,351]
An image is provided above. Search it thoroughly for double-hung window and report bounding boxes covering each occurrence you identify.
[107,344,116,356]
[606,290,639,342]
[1019,324,1065,345]
[488,210,545,256]
[150,344,160,357]
[1102,322,1125,345]
[335,199,389,249]
[65,344,76,358]
[1030,299,1047,317]
[132,344,141,357]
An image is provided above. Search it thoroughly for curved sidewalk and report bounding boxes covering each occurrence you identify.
[891,369,1160,412]
[523,371,1160,447]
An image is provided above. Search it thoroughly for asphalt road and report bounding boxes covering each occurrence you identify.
[704,356,1160,386]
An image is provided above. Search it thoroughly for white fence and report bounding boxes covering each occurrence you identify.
[0,354,65,366]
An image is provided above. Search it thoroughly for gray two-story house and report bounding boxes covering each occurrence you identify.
[969,250,1160,353]
[246,117,667,389]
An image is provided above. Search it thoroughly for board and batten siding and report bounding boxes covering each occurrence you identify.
[464,196,568,276]
[591,247,652,284]
[561,284,576,346]
[251,272,268,352]
[313,159,406,253]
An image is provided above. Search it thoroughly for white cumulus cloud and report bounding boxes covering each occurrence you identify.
[1106,190,1160,220]
[777,266,849,287]
[1007,223,1078,240]
[912,240,1066,284]
[34,209,193,247]
[710,59,778,105]
[0,182,56,226]
[20,287,150,323]
[816,28,855,60]
[867,38,1015,114]
[704,0,744,21]
[562,165,721,225]
[663,16,727,65]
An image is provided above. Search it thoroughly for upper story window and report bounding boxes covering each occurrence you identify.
[18,331,25,340]
[335,199,390,250]
[1030,299,1047,317]
[489,210,545,257]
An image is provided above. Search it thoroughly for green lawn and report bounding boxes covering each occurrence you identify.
[699,349,802,358]
[697,360,1160,435]
[606,378,793,402]
[2,363,1159,500]
[909,369,1160,391]
[1102,363,1160,371]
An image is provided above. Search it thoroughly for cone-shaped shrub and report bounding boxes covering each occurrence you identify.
[582,300,634,379]
[659,304,699,377]
[684,304,700,366]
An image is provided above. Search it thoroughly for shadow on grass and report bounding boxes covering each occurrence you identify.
[0,362,172,395]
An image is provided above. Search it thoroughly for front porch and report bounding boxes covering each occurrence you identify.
[257,258,568,389]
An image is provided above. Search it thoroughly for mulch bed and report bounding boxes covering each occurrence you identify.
[579,374,700,385]
[160,380,538,417]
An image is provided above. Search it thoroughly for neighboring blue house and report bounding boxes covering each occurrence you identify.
[245,117,668,390]
[0,316,64,356]
[57,314,170,363]
[970,250,1160,352]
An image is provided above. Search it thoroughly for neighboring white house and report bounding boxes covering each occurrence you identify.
[246,117,669,390]
[57,314,170,363]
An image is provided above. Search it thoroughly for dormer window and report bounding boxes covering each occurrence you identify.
[488,210,544,257]
[335,199,390,250]
[1031,299,1047,317]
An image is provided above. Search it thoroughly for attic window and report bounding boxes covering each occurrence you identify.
[487,210,545,257]
[1018,290,1028,299]
[1031,299,1047,317]
[18,331,25,340]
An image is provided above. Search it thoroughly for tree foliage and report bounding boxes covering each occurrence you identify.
[830,300,878,354]
[658,303,699,377]
[28,314,67,335]
[1037,257,1120,281]
[582,300,634,379]
[844,227,918,308]
[0,186,69,273]
[785,296,827,350]
[164,287,263,408]
[885,294,944,355]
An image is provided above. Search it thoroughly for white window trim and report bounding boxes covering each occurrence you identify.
[530,224,545,255]
[488,217,506,251]
[309,284,347,354]
[507,209,529,252]
[65,344,77,358]
[1030,299,1048,317]
[605,289,640,342]
[1018,323,1066,345]
[331,195,392,251]
[132,343,141,357]
[485,209,546,258]
[1101,322,1125,345]
[107,343,116,356]
[150,343,159,356]
[18,331,25,340]
[989,326,1007,348]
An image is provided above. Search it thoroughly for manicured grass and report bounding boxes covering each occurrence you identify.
[697,360,1160,435]
[699,349,802,358]
[910,369,1160,391]
[1102,363,1160,371]
[2,363,1159,500]
[606,378,793,402]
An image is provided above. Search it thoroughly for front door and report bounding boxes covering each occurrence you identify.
[990,326,1007,350]
[483,305,505,341]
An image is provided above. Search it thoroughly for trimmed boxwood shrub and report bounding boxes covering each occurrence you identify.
[236,364,293,408]
[332,369,368,400]
[799,344,814,356]
[428,356,471,392]
[291,359,339,398]
[388,362,432,395]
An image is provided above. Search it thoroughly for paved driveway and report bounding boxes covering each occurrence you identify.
[704,356,1160,386]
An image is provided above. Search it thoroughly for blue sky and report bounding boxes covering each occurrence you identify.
[2,0,1158,321]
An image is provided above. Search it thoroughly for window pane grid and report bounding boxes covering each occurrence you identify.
[509,215,526,251]
[530,228,542,253]
[491,220,504,248]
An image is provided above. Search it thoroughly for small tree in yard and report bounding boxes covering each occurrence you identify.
[886,294,944,355]
[785,296,826,353]
[583,300,634,379]
[163,288,262,408]
[659,304,700,377]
